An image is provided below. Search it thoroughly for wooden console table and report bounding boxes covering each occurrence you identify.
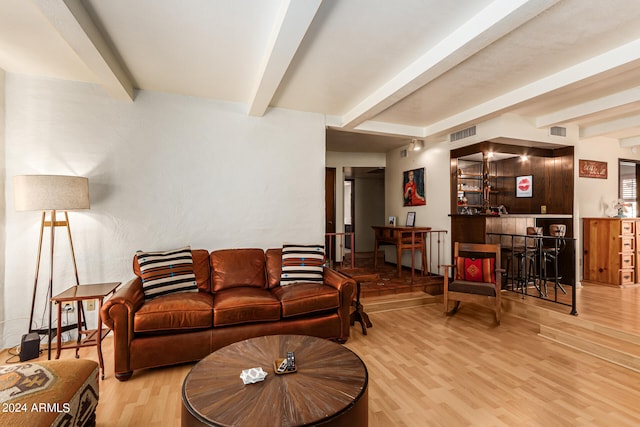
[372,225,432,280]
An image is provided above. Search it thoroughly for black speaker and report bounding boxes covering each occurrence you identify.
[19,333,40,362]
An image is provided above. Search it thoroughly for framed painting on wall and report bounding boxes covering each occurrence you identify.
[403,168,426,206]
[516,175,533,198]
[406,212,416,227]
[578,159,608,179]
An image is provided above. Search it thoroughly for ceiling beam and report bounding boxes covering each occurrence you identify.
[248,0,322,116]
[536,87,640,128]
[339,0,560,129]
[352,121,426,139]
[422,37,640,139]
[580,114,640,139]
[620,136,640,147]
[33,0,134,101]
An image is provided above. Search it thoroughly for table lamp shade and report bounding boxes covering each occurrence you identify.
[14,175,90,211]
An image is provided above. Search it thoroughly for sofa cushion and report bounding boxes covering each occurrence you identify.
[449,280,497,297]
[271,283,340,318]
[213,287,281,326]
[135,246,198,299]
[211,249,267,292]
[265,248,282,288]
[134,292,214,333]
[134,249,211,292]
[280,244,325,286]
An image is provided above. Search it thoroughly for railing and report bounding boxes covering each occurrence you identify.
[392,228,448,283]
[486,232,577,315]
[424,229,448,277]
[325,229,448,280]
[325,232,355,269]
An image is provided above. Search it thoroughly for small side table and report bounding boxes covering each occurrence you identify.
[341,271,376,335]
[51,282,120,379]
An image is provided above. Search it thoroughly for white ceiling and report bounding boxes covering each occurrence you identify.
[2,0,640,152]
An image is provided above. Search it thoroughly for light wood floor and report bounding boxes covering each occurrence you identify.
[4,283,640,426]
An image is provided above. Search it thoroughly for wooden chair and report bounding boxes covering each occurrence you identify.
[442,242,502,324]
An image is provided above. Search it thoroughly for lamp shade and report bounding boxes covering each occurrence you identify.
[14,175,90,212]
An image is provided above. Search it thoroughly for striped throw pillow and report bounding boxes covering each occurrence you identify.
[280,244,325,286]
[136,246,198,299]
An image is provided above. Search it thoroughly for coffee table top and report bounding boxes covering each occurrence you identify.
[182,334,368,426]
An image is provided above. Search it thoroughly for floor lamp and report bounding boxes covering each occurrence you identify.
[13,175,90,359]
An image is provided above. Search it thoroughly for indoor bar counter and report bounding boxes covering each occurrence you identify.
[450,214,573,245]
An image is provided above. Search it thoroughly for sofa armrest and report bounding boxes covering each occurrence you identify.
[323,268,356,341]
[100,277,144,380]
[323,267,356,299]
[101,277,144,330]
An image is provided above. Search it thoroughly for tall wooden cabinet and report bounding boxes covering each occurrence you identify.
[583,218,639,287]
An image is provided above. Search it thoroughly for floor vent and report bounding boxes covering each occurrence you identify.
[450,125,476,142]
[550,126,567,137]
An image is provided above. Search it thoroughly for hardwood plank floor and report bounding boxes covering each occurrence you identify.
[3,284,640,426]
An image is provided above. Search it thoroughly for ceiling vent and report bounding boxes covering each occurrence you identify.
[450,126,476,142]
[400,149,408,158]
[550,126,567,137]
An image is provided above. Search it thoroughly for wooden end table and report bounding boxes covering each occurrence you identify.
[340,270,376,335]
[182,334,368,427]
[50,282,120,380]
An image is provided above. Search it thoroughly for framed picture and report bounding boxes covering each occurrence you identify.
[516,175,533,198]
[403,168,426,206]
[406,212,416,227]
[388,216,396,226]
[578,159,608,179]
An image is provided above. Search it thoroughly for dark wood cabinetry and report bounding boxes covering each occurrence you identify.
[450,141,575,288]
[450,141,574,216]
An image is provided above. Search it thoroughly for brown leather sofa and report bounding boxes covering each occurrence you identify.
[101,248,355,381]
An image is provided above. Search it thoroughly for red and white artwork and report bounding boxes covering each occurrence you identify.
[516,175,533,198]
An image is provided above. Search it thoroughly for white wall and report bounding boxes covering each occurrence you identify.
[2,75,326,348]
[0,70,5,347]
[384,141,452,273]
[574,137,640,218]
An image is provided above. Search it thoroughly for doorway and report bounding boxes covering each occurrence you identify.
[325,167,336,262]
[344,179,355,249]
[344,167,385,254]
[619,159,639,217]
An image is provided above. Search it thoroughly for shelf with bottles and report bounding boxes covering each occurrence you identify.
[457,187,500,194]
[457,173,498,179]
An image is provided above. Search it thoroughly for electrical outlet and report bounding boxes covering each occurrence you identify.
[86,300,96,311]
[63,303,74,312]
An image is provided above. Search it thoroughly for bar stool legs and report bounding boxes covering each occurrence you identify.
[503,248,538,294]
[541,243,567,296]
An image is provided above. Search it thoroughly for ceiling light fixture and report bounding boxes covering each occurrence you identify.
[409,139,424,151]
[520,154,529,161]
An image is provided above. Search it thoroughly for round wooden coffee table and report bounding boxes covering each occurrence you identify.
[181,334,368,427]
